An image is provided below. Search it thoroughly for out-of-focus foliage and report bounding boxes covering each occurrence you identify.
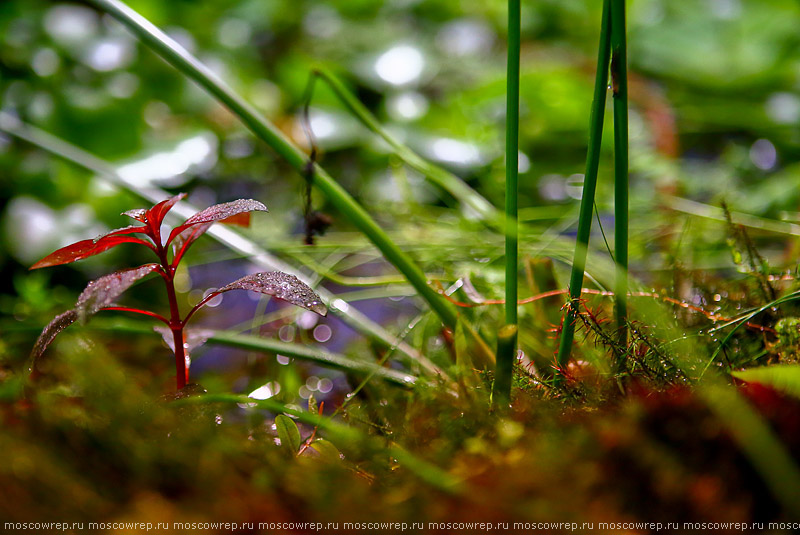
[3,0,800,525]
[2,337,799,524]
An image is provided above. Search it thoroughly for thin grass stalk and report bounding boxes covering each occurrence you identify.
[0,113,447,378]
[199,331,418,386]
[610,0,629,369]
[89,0,458,330]
[505,0,521,330]
[311,68,499,223]
[494,0,521,402]
[555,0,613,372]
[17,318,420,386]
[701,384,800,516]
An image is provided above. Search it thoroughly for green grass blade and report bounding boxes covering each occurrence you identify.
[494,0,521,403]
[492,324,518,407]
[702,289,800,377]
[89,0,457,330]
[0,113,445,379]
[83,318,419,386]
[556,0,613,371]
[610,0,629,362]
[505,0,521,330]
[732,365,800,399]
[205,330,418,386]
[701,384,800,516]
[312,68,499,223]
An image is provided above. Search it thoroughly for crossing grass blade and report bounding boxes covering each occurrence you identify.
[0,113,447,379]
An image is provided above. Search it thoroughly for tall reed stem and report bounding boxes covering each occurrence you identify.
[493,0,521,405]
[555,0,612,373]
[610,0,629,368]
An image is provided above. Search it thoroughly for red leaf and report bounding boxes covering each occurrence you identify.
[146,193,186,228]
[166,199,267,246]
[30,225,150,270]
[121,208,147,222]
[74,264,160,323]
[105,225,149,237]
[170,222,212,263]
[30,309,78,363]
[213,271,327,315]
[219,212,251,226]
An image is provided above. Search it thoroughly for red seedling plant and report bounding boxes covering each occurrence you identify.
[30,193,327,390]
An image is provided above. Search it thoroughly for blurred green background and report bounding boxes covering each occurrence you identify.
[3,0,800,391]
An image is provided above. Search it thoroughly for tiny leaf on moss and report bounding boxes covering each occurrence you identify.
[310,439,342,462]
[275,414,302,455]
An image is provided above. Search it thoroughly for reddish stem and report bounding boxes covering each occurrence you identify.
[183,290,221,325]
[171,225,204,267]
[101,306,170,325]
[297,402,324,457]
[155,242,188,390]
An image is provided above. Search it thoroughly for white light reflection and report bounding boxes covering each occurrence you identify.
[375,45,425,86]
[518,151,531,173]
[565,174,585,200]
[331,299,349,313]
[31,48,60,77]
[427,137,483,167]
[297,310,319,330]
[217,18,252,49]
[83,37,135,72]
[106,72,139,98]
[387,91,429,121]
[313,324,332,343]
[117,132,218,187]
[318,378,333,394]
[766,92,800,125]
[303,5,342,38]
[3,196,58,263]
[44,5,98,46]
[202,288,223,308]
[249,381,281,400]
[309,113,336,139]
[750,139,777,170]
[436,18,494,57]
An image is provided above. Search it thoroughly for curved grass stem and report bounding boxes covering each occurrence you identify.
[310,67,499,223]
[89,0,458,330]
